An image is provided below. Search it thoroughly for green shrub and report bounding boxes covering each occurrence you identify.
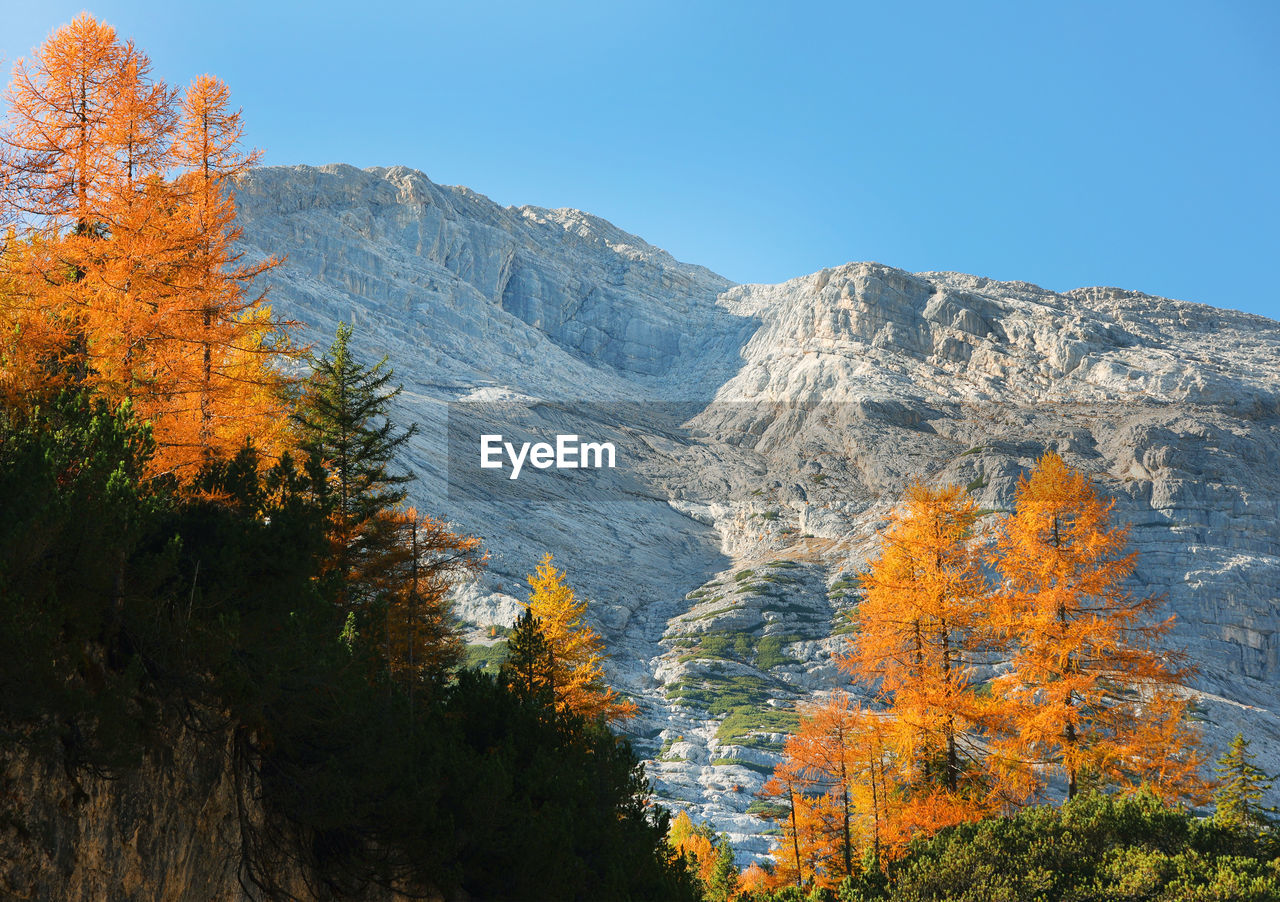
[755,635,798,670]
[463,641,509,673]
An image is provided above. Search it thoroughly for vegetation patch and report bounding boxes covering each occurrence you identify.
[464,641,509,673]
[678,630,763,664]
[838,792,1280,902]
[666,672,782,716]
[716,705,801,746]
[710,757,775,776]
[678,604,739,624]
[747,800,790,819]
[754,572,795,585]
[831,611,859,637]
[755,635,799,670]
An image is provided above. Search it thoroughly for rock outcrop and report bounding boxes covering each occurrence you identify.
[232,163,1280,861]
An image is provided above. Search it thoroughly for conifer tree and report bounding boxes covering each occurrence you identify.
[524,553,636,723]
[0,17,293,478]
[1213,733,1276,831]
[380,507,483,703]
[0,15,149,393]
[764,694,905,886]
[738,862,771,898]
[705,838,739,902]
[501,608,556,709]
[989,452,1202,804]
[759,763,810,889]
[842,483,995,828]
[294,322,417,612]
[163,73,291,476]
[781,692,861,882]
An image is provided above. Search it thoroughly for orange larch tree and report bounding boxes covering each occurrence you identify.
[0,16,294,481]
[667,811,718,888]
[738,862,771,897]
[164,73,291,477]
[524,554,636,724]
[778,691,862,884]
[841,482,997,830]
[0,14,142,395]
[380,507,484,704]
[764,693,904,885]
[758,761,813,891]
[988,451,1203,804]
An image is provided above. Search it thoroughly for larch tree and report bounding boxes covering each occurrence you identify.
[0,16,293,479]
[758,762,807,890]
[0,14,131,229]
[0,14,142,394]
[738,862,771,898]
[778,692,862,884]
[842,482,996,830]
[524,553,636,724]
[765,693,902,885]
[667,811,718,889]
[164,73,290,476]
[989,451,1202,804]
[380,507,483,705]
[89,52,178,417]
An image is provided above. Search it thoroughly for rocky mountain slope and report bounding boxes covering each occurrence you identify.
[234,163,1280,860]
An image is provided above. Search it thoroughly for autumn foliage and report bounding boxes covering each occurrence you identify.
[987,451,1203,804]
[525,553,637,724]
[843,483,997,823]
[0,13,292,480]
[379,508,484,694]
[761,453,1204,885]
[0,15,497,702]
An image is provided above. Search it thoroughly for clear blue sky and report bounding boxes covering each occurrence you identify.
[3,1,1278,319]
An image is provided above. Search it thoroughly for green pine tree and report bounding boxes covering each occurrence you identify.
[1213,733,1277,831]
[293,322,417,612]
[706,836,740,902]
[500,608,556,711]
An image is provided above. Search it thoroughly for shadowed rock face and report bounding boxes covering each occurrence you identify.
[234,163,1280,860]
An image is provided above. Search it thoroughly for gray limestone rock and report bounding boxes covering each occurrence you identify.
[233,163,1280,863]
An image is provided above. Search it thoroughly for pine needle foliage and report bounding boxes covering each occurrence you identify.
[293,321,418,611]
[1214,733,1277,832]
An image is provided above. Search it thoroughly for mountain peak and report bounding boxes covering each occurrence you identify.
[232,163,1280,857]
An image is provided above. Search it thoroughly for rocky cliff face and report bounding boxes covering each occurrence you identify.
[0,723,423,901]
[233,164,1280,861]
[3,727,273,900]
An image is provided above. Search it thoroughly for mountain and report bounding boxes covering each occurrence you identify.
[233,163,1280,859]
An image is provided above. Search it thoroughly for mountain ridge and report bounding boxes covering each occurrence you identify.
[232,163,1280,860]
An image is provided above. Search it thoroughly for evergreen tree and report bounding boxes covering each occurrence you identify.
[293,321,417,611]
[501,607,556,710]
[706,837,740,902]
[1213,733,1277,831]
